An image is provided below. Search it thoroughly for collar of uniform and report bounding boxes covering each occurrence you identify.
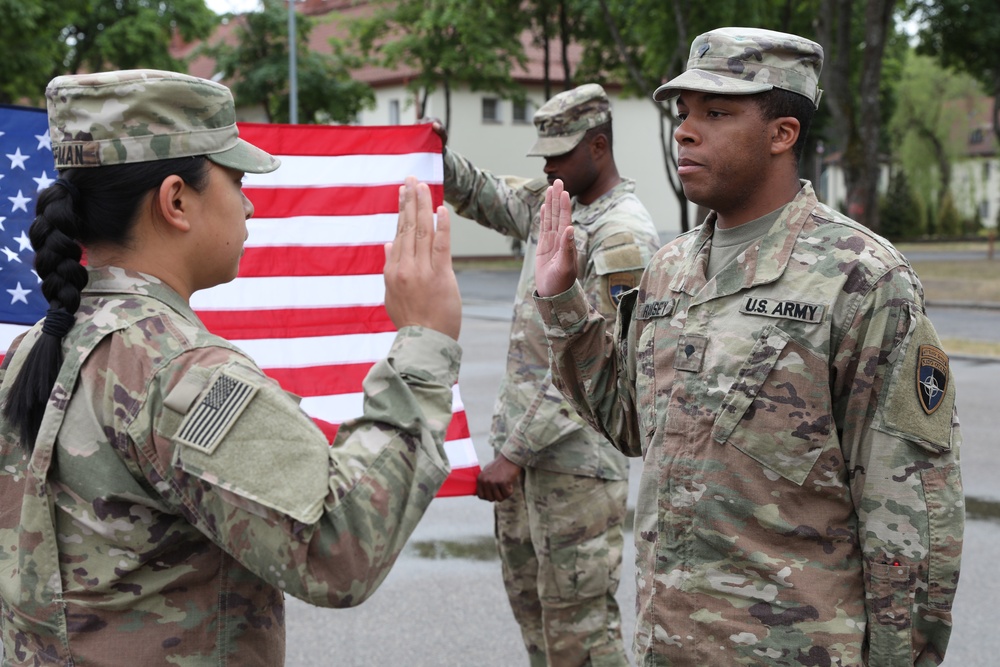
[83,265,204,327]
[572,177,637,227]
[668,180,818,298]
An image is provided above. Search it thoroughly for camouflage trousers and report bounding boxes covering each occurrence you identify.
[495,467,629,667]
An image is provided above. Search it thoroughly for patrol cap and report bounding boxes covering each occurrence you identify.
[45,69,279,173]
[652,27,824,108]
[526,83,612,157]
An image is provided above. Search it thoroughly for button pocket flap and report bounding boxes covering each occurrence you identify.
[713,326,789,446]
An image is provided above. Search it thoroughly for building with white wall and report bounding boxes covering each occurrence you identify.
[178,0,692,256]
[361,83,687,255]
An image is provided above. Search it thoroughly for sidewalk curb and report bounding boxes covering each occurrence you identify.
[926,300,1000,311]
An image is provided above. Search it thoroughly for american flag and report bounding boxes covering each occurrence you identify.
[0,108,479,497]
[0,105,52,333]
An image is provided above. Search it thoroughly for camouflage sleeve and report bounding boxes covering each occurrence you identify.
[137,325,462,608]
[832,268,963,665]
[533,282,644,457]
[498,370,589,466]
[580,221,659,319]
[502,221,657,463]
[443,147,544,241]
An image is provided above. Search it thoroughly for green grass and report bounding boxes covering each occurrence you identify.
[909,259,1000,304]
[454,256,522,271]
[940,338,1000,359]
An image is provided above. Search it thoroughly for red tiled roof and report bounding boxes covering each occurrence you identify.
[173,0,599,89]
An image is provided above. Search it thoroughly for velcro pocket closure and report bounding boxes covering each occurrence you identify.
[593,242,645,275]
[713,326,831,486]
[170,362,329,525]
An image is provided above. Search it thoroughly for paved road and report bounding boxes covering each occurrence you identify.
[285,268,1000,666]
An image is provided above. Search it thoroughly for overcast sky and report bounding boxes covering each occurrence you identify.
[205,0,261,14]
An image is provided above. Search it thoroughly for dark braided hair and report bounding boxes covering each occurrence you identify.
[3,157,211,450]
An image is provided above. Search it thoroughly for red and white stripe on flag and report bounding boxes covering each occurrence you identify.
[0,122,479,498]
[194,122,479,497]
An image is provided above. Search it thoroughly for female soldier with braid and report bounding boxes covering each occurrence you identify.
[0,70,462,665]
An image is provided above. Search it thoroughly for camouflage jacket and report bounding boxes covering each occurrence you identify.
[444,148,660,479]
[0,267,461,666]
[535,183,964,666]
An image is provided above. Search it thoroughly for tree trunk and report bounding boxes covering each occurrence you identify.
[540,3,551,100]
[558,0,572,90]
[850,0,894,232]
[817,0,892,231]
[444,79,452,133]
[992,86,1000,156]
[597,0,691,233]
[914,127,951,209]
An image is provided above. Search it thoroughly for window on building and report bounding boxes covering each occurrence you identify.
[389,99,400,125]
[482,97,501,123]
[512,99,532,123]
[980,200,990,221]
[984,160,992,181]
[970,128,984,144]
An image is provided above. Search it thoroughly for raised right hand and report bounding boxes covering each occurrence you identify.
[383,177,462,340]
[535,179,578,297]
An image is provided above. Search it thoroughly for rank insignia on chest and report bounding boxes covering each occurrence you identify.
[916,345,949,415]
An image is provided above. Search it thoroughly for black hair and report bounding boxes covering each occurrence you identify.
[583,120,613,150]
[748,88,816,162]
[3,157,211,450]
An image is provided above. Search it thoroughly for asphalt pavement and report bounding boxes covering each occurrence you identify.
[285,267,1000,667]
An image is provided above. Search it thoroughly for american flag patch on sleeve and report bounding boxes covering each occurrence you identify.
[174,370,259,454]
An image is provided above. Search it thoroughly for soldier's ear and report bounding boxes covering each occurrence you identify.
[153,175,192,232]
[769,117,800,157]
[589,132,609,159]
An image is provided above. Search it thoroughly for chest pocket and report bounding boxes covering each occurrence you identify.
[712,325,832,485]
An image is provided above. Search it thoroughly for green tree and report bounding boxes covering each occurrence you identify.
[570,0,833,232]
[879,169,925,240]
[347,0,527,132]
[936,190,962,237]
[206,0,373,124]
[911,0,1000,150]
[522,0,592,98]
[889,53,982,222]
[816,0,909,233]
[0,0,217,104]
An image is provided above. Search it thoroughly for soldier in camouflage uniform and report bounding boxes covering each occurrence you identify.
[533,28,963,666]
[433,83,660,666]
[0,69,463,665]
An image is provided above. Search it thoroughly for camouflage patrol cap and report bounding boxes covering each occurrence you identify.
[45,69,279,173]
[652,27,824,108]
[526,83,612,157]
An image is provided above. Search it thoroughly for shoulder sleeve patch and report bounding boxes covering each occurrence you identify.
[878,307,955,453]
[607,273,637,306]
[174,367,259,455]
[524,178,549,194]
[593,244,646,275]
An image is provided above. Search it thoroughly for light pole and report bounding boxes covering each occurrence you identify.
[288,0,298,124]
[814,140,825,201]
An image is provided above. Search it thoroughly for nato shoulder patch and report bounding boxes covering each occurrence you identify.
[916,345,949,415]
[174,369,259,454]
[608,272,637,306]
